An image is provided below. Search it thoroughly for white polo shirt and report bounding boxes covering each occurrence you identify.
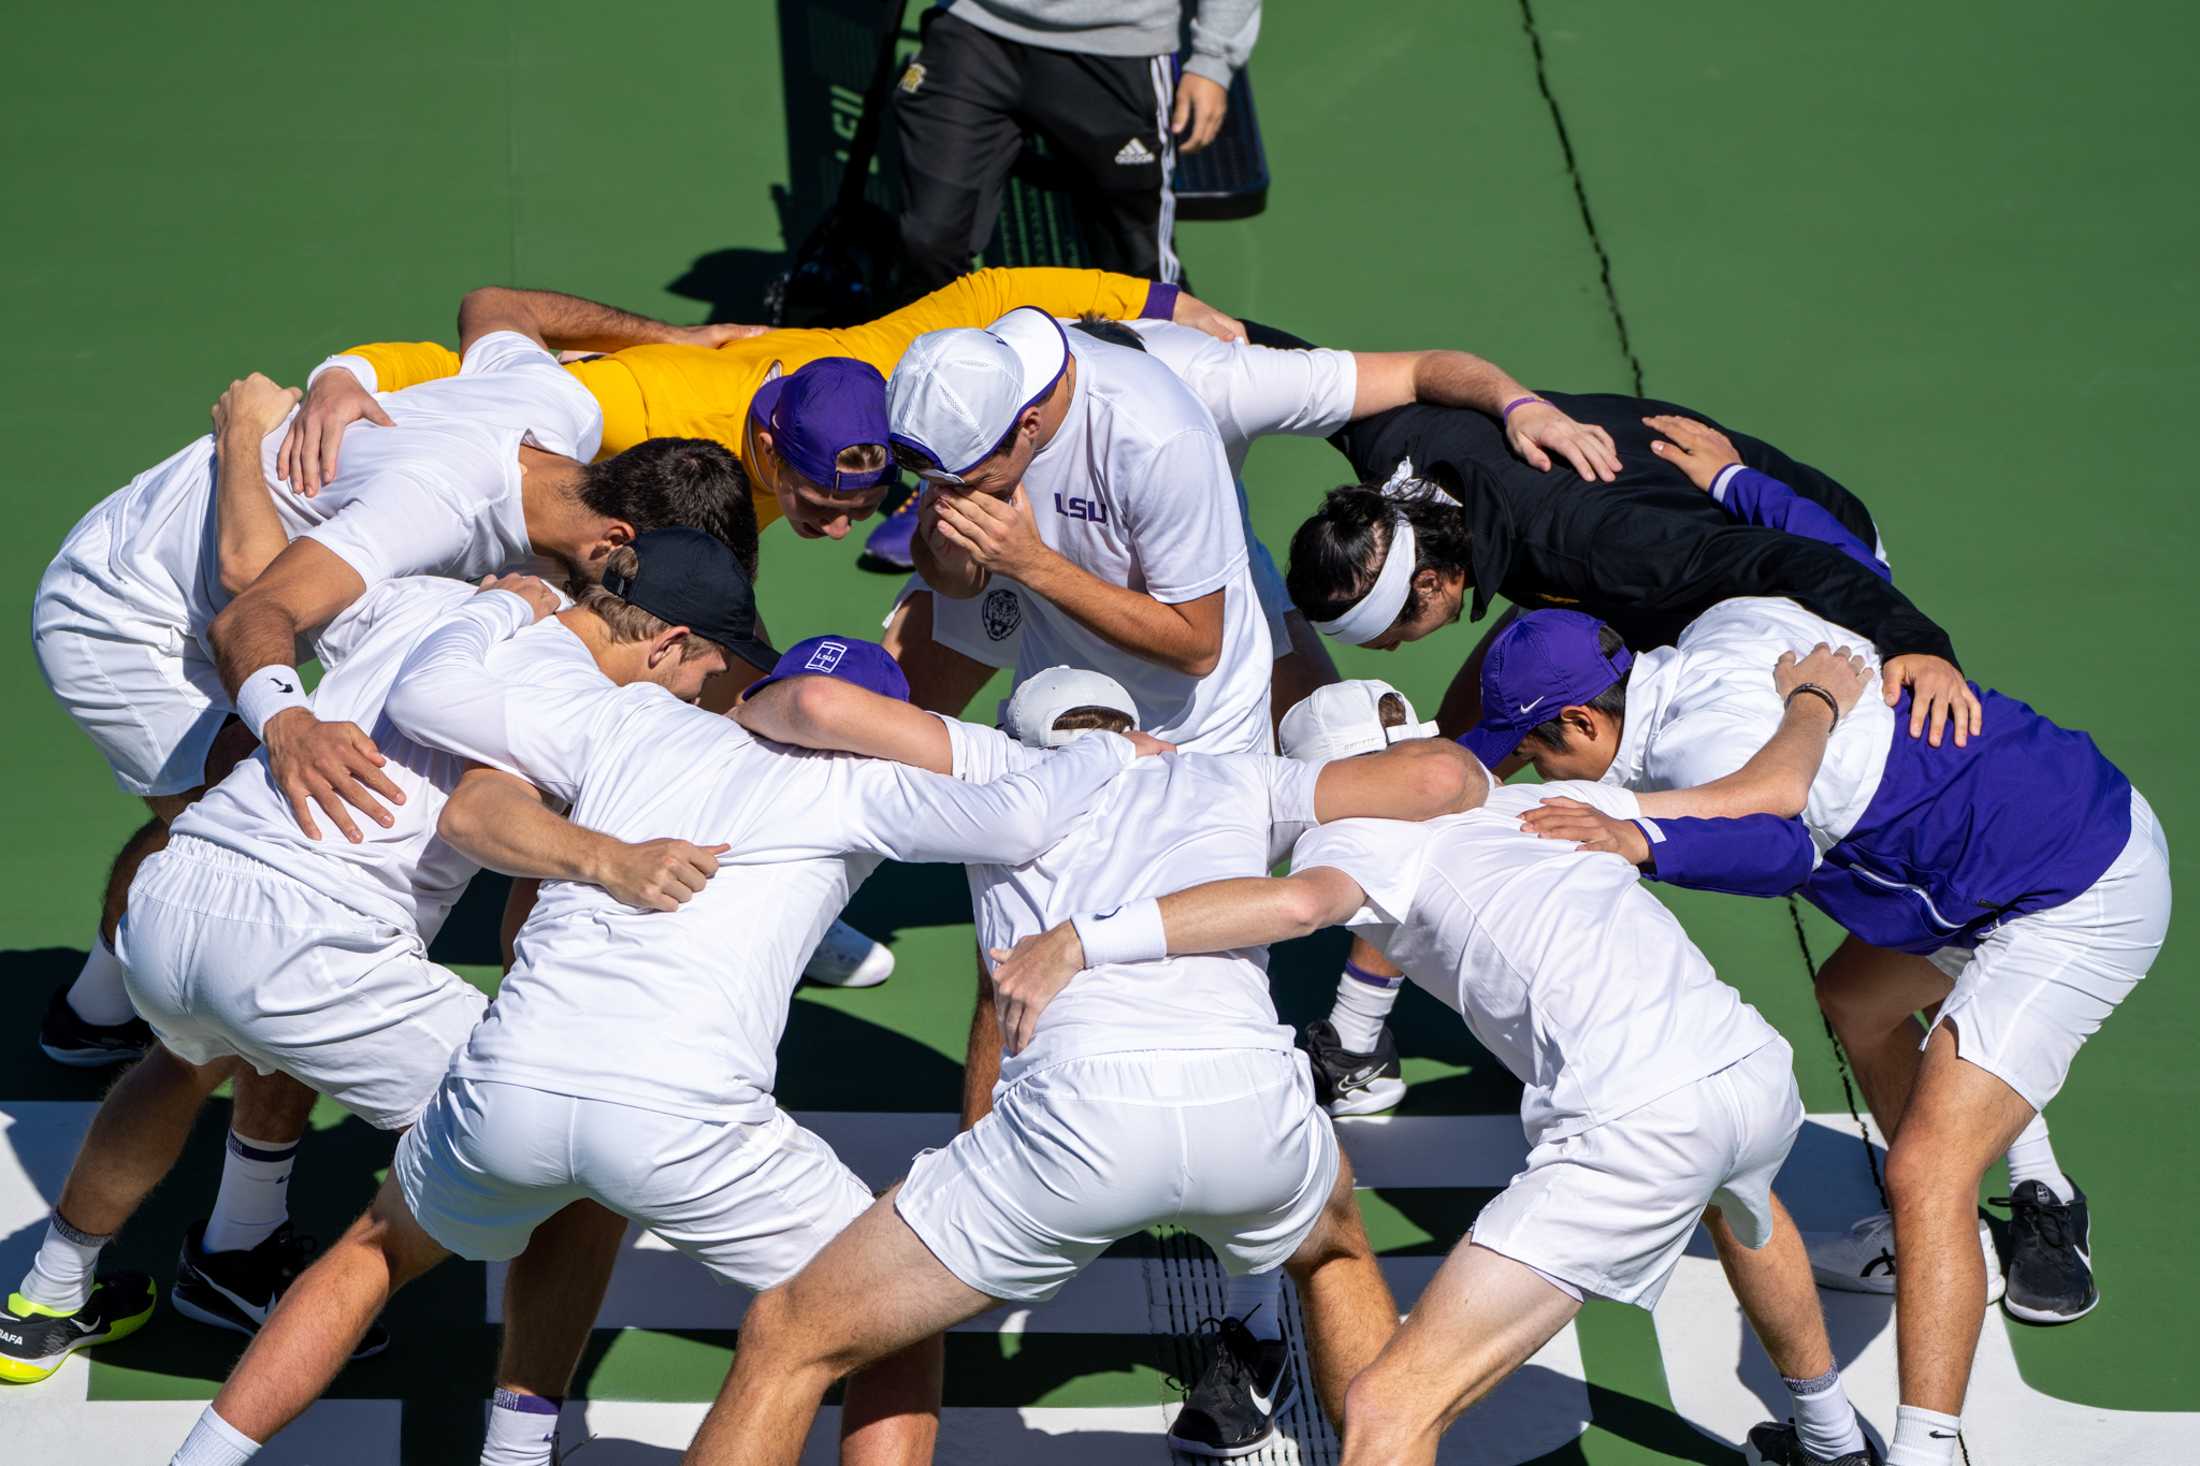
[944,718,1309,1087]
[1604,596,1896,853]
[1290,779,1779,1144]
[1009,332,1274,753]
[55,331,600,645]
[382,594,1140,1123]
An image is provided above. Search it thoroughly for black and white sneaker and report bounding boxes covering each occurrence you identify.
[1745,1417,1883,1465]
[37,983,153,1068]
[1167,1316,1293,1459]
[0,1273,157,1384]
[1995,1179,2098,1324]
[1303,1020,1406,1117]
[171,1221,389,1358]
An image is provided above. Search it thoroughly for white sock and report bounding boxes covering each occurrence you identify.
[1327,960,1402,1053]
[201,1130,298,1254]
[1224,1270,1283,1341]
[171,1406,261,1466]
[1781,1367,1865,1460]
[67,934,137,1027]
[2003,1113,2071,1202]
[1886,1404,1961,1466]
[481,1389,562,1466]
[19,1212,111,1314]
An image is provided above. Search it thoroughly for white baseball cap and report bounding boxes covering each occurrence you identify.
[888,307,1070,478]
[1277,679,1439,764]
[1001,666,1139,748]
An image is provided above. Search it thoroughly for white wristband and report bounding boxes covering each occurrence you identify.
[236,666,311,740]
[1071,898,1167,968]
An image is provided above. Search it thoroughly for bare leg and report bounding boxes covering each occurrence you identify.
[838,1335,945,1466]
[211,1176,449,1444]
[495,1200,628,1401]
[1707,1195,1833,1381]
[1282,1150,1396,1427]
[101,815,175,948]
[961,950,1001,1129]
[1885,1025,2036,1415]
[1338,1240,1579,1466]
[882,592,998,719]
[54,1045,235,1235]
[229,1069,317,1146]
[685,1184,990,1466]
[1814,936,1955,1140]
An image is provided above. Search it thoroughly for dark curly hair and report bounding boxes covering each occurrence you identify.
[581,437,760,578]
[1285,481,1474,626]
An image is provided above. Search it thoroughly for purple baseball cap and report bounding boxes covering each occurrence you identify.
[742,634,911,704]
[1458,610,1633,768]
[749,358,892,493]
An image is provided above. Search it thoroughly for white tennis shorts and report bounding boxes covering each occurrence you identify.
[33,537,231,798]
[1927,787,2171,1112]
[896,1047,1339,1303]
[118,835,485,1130]
[1470,1038,1803,1310]
[395,1077,876,1287]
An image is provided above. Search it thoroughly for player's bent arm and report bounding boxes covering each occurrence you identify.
[382,592,543,778]
[209,539,368,699]
[1350,350,1525,419]
[1019,555,1228,676]
[1708,466,1888,580]
[457,286,698,357]
[439,766,726,913]
[1312,738,1488,824]
[211,374,302,593]
[1634,696,1839,821]
[733,676,957,774]
[841,731,1136,866]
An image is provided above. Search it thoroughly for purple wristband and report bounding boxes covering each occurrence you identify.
[1502,395,1546,420]
[1140,281,1181,321]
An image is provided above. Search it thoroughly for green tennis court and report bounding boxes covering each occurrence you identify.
[3,2,2192,1459]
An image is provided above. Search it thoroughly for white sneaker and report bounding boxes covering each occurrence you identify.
[802,920,895,989]
[1806,1209,2005,1303]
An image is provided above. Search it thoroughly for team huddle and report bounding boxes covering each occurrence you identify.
[8,265,2170,1466]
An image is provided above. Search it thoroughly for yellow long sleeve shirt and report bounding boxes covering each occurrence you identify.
[337,269,1178,530]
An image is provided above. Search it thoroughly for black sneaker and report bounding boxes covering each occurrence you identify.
[171,1220,389,1358]
[1167,1315,1293,1459]
[0,1272,157,1384]
[1303,1020,1406,1116]
[38,983,153,1068]
[1994,1179,2098,1324]
[1745,1417,1883,1465]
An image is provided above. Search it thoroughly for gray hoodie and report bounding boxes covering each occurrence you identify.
[945,0,1261,86]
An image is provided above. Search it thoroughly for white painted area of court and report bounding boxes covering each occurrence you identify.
[7,1099,2197,1461]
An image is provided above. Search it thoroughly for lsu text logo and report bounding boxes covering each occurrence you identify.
[805,640,848,674]
[1054,493,1109,525]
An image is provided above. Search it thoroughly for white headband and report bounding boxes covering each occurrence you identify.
[1311,517,1418,645]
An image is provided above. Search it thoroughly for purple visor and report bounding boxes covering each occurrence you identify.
[1457,610,1632,768]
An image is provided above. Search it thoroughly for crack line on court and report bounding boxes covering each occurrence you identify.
[1515,0,1644,396]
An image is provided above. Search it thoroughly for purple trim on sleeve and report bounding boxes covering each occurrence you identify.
[1140,281,1181,321]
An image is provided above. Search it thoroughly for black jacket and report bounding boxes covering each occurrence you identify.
[1243,321,1957,664]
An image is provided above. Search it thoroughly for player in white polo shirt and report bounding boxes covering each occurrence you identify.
[164,628,1144,1466]
[988,679,1883,1466]
[886,316,1623,1122]
[1,536,764,1418]
[697,665,1488,1462]
[30,287,750,1070]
